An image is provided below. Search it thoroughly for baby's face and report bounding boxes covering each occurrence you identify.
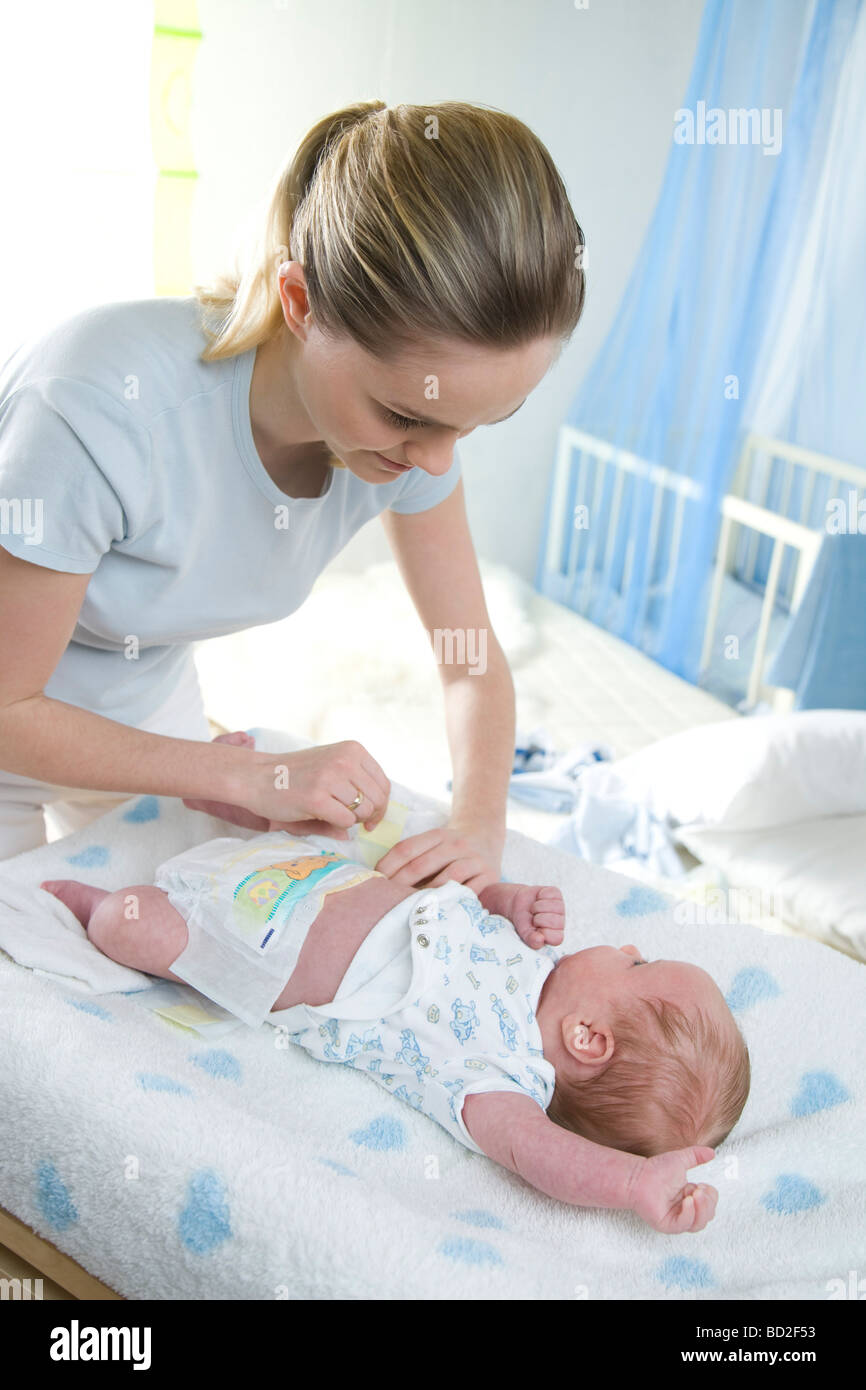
[535,944,730,1062]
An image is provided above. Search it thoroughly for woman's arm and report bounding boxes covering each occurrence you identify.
[379,480,514,878]
[0,549,392,835]
[0,546,255,801]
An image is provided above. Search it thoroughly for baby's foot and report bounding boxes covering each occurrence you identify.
[40,879,108,928]
[211,730,255,748]
[509,885,565,949]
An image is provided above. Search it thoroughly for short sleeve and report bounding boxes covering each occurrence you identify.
[386,449,462,515]
[0,379,147,574]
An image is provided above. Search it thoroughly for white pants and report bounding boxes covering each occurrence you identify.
[0,657,213,861]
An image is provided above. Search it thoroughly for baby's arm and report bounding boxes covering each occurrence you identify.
[462,1091,718,1234]
[478,881,565,949]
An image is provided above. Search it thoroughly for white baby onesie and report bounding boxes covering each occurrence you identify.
[270,877,563,1156]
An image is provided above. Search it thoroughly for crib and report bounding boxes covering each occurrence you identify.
[539,425,866,711]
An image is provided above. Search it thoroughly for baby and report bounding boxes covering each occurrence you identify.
[42,824,749,1237]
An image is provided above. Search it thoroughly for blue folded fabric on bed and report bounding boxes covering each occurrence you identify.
[446,729,612,814]
[768,532,866,710]
[545,791,686,878]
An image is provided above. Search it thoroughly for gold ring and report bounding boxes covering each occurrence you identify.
[346,789,364,812]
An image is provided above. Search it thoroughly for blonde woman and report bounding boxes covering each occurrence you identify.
[0,100,585,889]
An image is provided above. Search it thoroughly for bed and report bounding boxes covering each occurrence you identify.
[0,728,864,1301]
[2,432,864,1299]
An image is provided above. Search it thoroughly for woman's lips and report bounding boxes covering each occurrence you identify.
[376,452,411,473]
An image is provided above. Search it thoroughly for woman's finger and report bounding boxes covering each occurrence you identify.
[358,755,391,826]
[376,829,440,877]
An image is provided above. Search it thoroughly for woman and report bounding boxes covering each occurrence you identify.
[0,99,585,889]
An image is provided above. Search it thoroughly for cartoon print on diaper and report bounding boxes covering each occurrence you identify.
[490,994,519,1051]
[450,998,480,1044]
[231,852,345,950]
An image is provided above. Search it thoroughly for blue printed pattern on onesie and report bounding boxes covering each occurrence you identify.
[283,884,561,1155]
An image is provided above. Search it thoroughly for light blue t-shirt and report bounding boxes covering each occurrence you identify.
[0,297,462,725]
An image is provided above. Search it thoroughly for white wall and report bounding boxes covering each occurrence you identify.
[191,0,704,582]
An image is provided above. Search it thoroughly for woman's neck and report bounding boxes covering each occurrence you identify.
[249,328,330,495]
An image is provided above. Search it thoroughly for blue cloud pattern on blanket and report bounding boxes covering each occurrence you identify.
[614,885,670,917]
[655,1256,714,1290]
[190,1049,242,1083]
[65,845,110,869]
[349,1114,407,1150]
[136,1072,193,1096]
[65,998,114,1021]
[761,1173,825,1214]
[450,1208,505,1229]
[36,1160,79,1231]
[790,1071,851,1116]
[438,1236,503,1266]
[123,795,161,823]
[178,1169,232,1253]
[725,966,781,1013]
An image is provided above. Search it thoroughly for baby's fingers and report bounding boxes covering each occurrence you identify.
[682,1183,718,1233]
[532,912,564,932]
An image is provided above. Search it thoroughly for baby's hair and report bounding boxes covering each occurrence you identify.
[546,994,751,1159]
[194,98,586,374]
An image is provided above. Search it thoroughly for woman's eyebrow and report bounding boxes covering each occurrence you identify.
[383,397,527,429]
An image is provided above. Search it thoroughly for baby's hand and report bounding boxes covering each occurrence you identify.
[510,885,565,950]
[629,1147,718,1234]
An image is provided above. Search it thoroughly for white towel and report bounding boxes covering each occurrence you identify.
[0,878,147,994]
[0,726,863,1301]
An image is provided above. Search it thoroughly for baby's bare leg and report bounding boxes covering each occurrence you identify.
[86,885,190,982]
[85,874,417,1010]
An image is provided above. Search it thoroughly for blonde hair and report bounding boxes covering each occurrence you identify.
[193,99,586,367]
[546,996,751,1159]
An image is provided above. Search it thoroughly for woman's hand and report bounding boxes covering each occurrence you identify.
[183,732,390,839]
[375,820,506,894]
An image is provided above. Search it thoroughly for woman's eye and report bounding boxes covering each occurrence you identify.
[383,407,425,430]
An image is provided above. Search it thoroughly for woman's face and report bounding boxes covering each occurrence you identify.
[277,264,562,486]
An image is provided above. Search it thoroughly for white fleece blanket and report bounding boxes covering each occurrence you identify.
[0,727,863,1301]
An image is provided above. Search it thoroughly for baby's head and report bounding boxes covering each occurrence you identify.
[536,944,750,1158]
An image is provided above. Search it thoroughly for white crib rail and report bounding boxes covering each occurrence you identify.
[707,432,866,707]
[543,427,702,627]
[543,425,866,712]
[700,495,824,708]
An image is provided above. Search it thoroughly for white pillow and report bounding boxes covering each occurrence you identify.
[677,816,866,959]
[575,709,866,833]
